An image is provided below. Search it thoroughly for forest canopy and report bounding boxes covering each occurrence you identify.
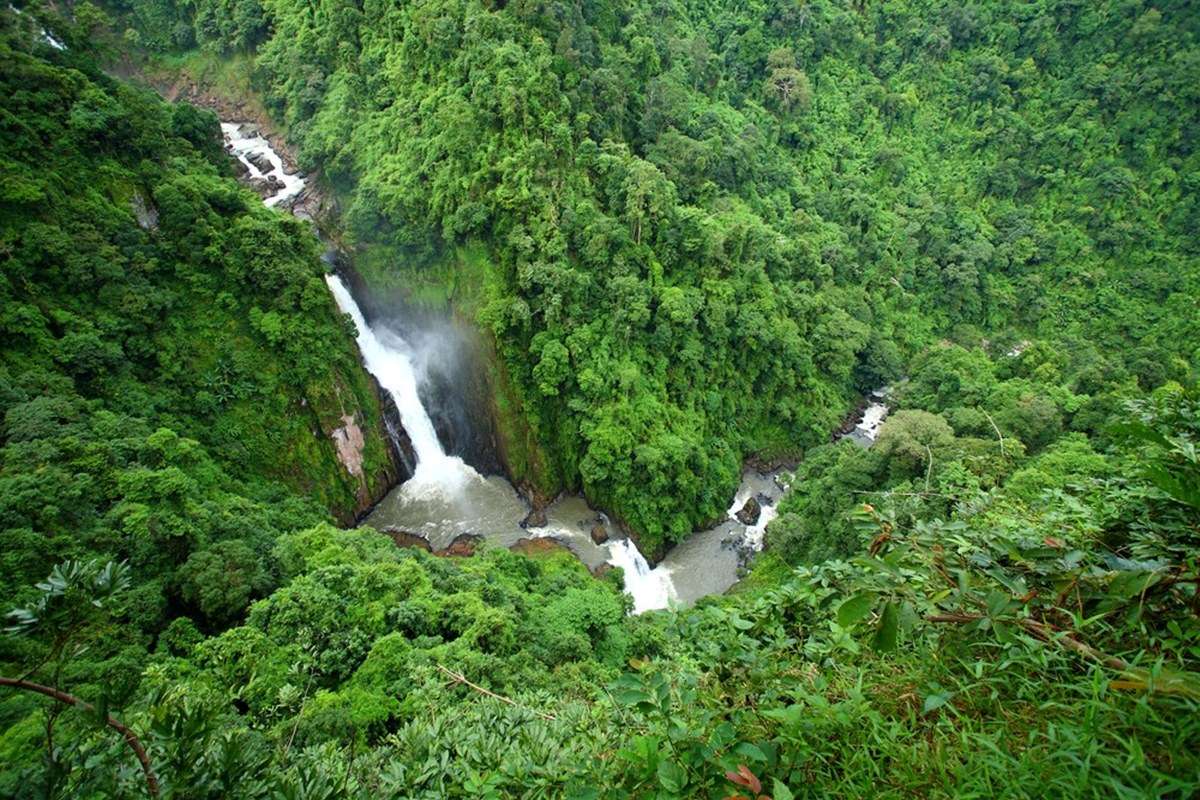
[103,0,1200,553]
[1,0,1198,797]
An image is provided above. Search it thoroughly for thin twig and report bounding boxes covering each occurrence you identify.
[0,676,159,798]
[436,664,557,721]
[282,670,314,760]
[982,410,1006,457]
[924,444,934,492]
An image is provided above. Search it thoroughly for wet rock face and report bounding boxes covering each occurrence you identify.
[387,528,433,553]
[378,383,416,482]
[521,508,548,529]
[245,150,273,173]
[590,523,610,545]
[735,496,761,526]
[386,530,482,558]
[441,533,483,557]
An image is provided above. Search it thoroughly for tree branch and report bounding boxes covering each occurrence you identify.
[0,676,159,798]
[982,409,1006,457]
[436,664,556,721]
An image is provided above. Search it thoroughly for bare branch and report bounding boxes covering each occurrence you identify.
[0,676,159,798]
[982,409,1006,457]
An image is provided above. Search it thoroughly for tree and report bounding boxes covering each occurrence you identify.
[763,48,812,112]
[874,410,956,481]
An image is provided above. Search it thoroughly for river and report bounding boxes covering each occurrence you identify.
[223,121,888,614]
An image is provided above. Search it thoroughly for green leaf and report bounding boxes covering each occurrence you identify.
[656,759,687,793]
[837,592,876,628]
[872,601,899,652]
[985,589,1011,618]
[614,688,652,707]
[762,703,805,731]
[773,778,795,800]
[733,742,768,762]
[922,691,953,714]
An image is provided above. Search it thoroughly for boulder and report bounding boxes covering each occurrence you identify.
[735,496,761,526]
[246,151,273,174]
[510,537,571,558]
[521,507,548,529]
[440,533,483,557]
[247,177,274,197]
[590,523,609,545]
[386,529,432,553]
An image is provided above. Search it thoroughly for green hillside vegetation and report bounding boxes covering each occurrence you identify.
[113,0,1199,555]
[0,7,396,686]
[0,0,1197,797]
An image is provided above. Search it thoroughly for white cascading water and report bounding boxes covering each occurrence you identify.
[604,538,675,614]
[221,123,307,208]
[325,274,476,494]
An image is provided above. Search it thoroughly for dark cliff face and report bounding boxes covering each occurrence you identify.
[415,325,505,477]
[377,380,417,481]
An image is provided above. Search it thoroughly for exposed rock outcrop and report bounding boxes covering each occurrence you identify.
[330,413,366,477]
[510,537,571,558]
[442,533,483,557]
[521,508,547,529]
[735,496,761,526]
[245,150,273,173]
[387,529,433,553]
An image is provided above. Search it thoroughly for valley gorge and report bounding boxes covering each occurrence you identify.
[2,2,1198,797]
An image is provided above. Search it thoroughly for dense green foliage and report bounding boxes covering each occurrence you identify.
[113,0,1199,555]
[0,9,395,669]
[1,0,1199,797]
[5,392,1198,797]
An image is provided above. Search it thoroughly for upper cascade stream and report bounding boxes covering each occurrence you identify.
[220,119,880,615]
[221,122,306,208]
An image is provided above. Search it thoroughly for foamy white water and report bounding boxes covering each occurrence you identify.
[848,386,892,445]
[221,123,306,208]
[605,538,675,613]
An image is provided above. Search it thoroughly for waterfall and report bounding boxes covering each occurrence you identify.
[325,274,476,493]
[227,118,677,614]
[605,539,675,614]
[325,275,678,610]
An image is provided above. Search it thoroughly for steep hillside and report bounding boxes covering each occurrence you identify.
[114,0,1199,554]
[0,9,397,644]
